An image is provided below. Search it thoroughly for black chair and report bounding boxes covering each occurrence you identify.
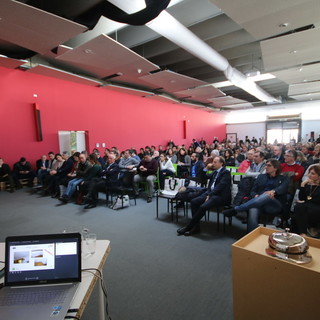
[107,171,137,207]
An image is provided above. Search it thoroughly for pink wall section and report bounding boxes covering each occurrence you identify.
[0,66,225,167]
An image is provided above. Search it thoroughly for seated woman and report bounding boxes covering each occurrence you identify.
[292,165,320,237]
[224,148,236,167]
[159,153,176,190]
[176,147,191,178]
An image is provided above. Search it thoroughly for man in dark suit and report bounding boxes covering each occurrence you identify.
[271,145,285,163]
[187,152,206,186]
[177,156,232,236]
[35,154,49,186]
[84,153,120,209]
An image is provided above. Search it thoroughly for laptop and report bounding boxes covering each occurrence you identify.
[0,232,81,320]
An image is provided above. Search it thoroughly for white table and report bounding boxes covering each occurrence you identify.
[0,240,111,320]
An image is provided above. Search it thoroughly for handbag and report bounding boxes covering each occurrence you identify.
[110,195,130,210]
[162,178,185,195]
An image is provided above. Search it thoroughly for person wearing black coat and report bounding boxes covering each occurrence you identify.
[12,157,36,187]
[177,156,232,236]
[0,158,15,192]
[223,159,289,232]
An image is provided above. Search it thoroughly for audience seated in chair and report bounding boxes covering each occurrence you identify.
[291,165,320,237]
[177,156,231,236]
[83,153,120,209]
[58,153,92,203]
[0,157,15,192]
[176,147,191,178]
[35,154,49,187]
[12,157,36,188]
[159,153,176,190]
[133,152,159,203]
[223,159,289,232]
[244,151,266,178]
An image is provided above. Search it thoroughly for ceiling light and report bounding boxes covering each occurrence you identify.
[212,73,276,88]
[290,50,297,54]
[248,73,276,82]
[279,23,289,28]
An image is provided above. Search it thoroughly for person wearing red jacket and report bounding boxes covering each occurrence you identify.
[281,150,305,183]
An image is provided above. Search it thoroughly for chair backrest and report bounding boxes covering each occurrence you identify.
[121,171,135,188]
[172,163,178,175]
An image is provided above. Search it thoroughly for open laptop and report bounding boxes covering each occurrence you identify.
[0,232,81,320]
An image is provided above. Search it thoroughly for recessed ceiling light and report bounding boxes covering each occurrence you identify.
[279,22,289,28]
[84,49,94,54]
[290,50,297,54]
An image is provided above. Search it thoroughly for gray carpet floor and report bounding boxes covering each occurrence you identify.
[0,188,249,320]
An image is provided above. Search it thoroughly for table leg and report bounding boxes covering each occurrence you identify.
[156,195,159,218]
[98,271,106,320]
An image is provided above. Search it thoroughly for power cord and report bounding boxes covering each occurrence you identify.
[82,268,112,320]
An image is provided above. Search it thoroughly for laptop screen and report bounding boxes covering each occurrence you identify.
[5,233,82,286]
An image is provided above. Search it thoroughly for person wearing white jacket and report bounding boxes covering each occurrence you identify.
[159,154,176,190]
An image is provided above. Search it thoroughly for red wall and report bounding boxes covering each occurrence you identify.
[0,66,225,167]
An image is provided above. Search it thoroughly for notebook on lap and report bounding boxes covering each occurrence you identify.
[0,232,81,320]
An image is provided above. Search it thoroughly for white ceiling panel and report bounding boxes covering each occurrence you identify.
[261,28,320,71]
[0,0,87,54]
[56,34,158,79]
[174,86,225,100]
[26,65,101,87]
[102,85,153,97]
[222,102,254,109]
[139,70,207,92]
[288,81,320,96]
[272,63,320,84]
[210,0,320,40]
[208,96,248,107]
[145,94,179,104]
[289,92,320,101]
[0,55,26,69]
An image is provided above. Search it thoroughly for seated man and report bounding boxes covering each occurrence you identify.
[238,148,255,173]
[118,149,140,176]
[223,159,289,232]
[46,151,74,197]
[83,153,120,209]
[12,157,36,188]
[271,145,285,163]
[59,153,92,203]
[133,152,159,203]
[0,157,15,192]
[245,151,266,178]
[177,156,232,236]
[187,152,206,186]
[35,154,49,187]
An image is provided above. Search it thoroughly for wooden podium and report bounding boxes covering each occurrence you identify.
[232,227,320,320]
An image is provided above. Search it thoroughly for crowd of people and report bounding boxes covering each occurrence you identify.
[1,135,320,237]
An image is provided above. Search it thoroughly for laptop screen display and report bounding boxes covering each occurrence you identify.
[5,233,81,286]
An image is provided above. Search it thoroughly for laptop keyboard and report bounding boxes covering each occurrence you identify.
[0,288,67,306]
